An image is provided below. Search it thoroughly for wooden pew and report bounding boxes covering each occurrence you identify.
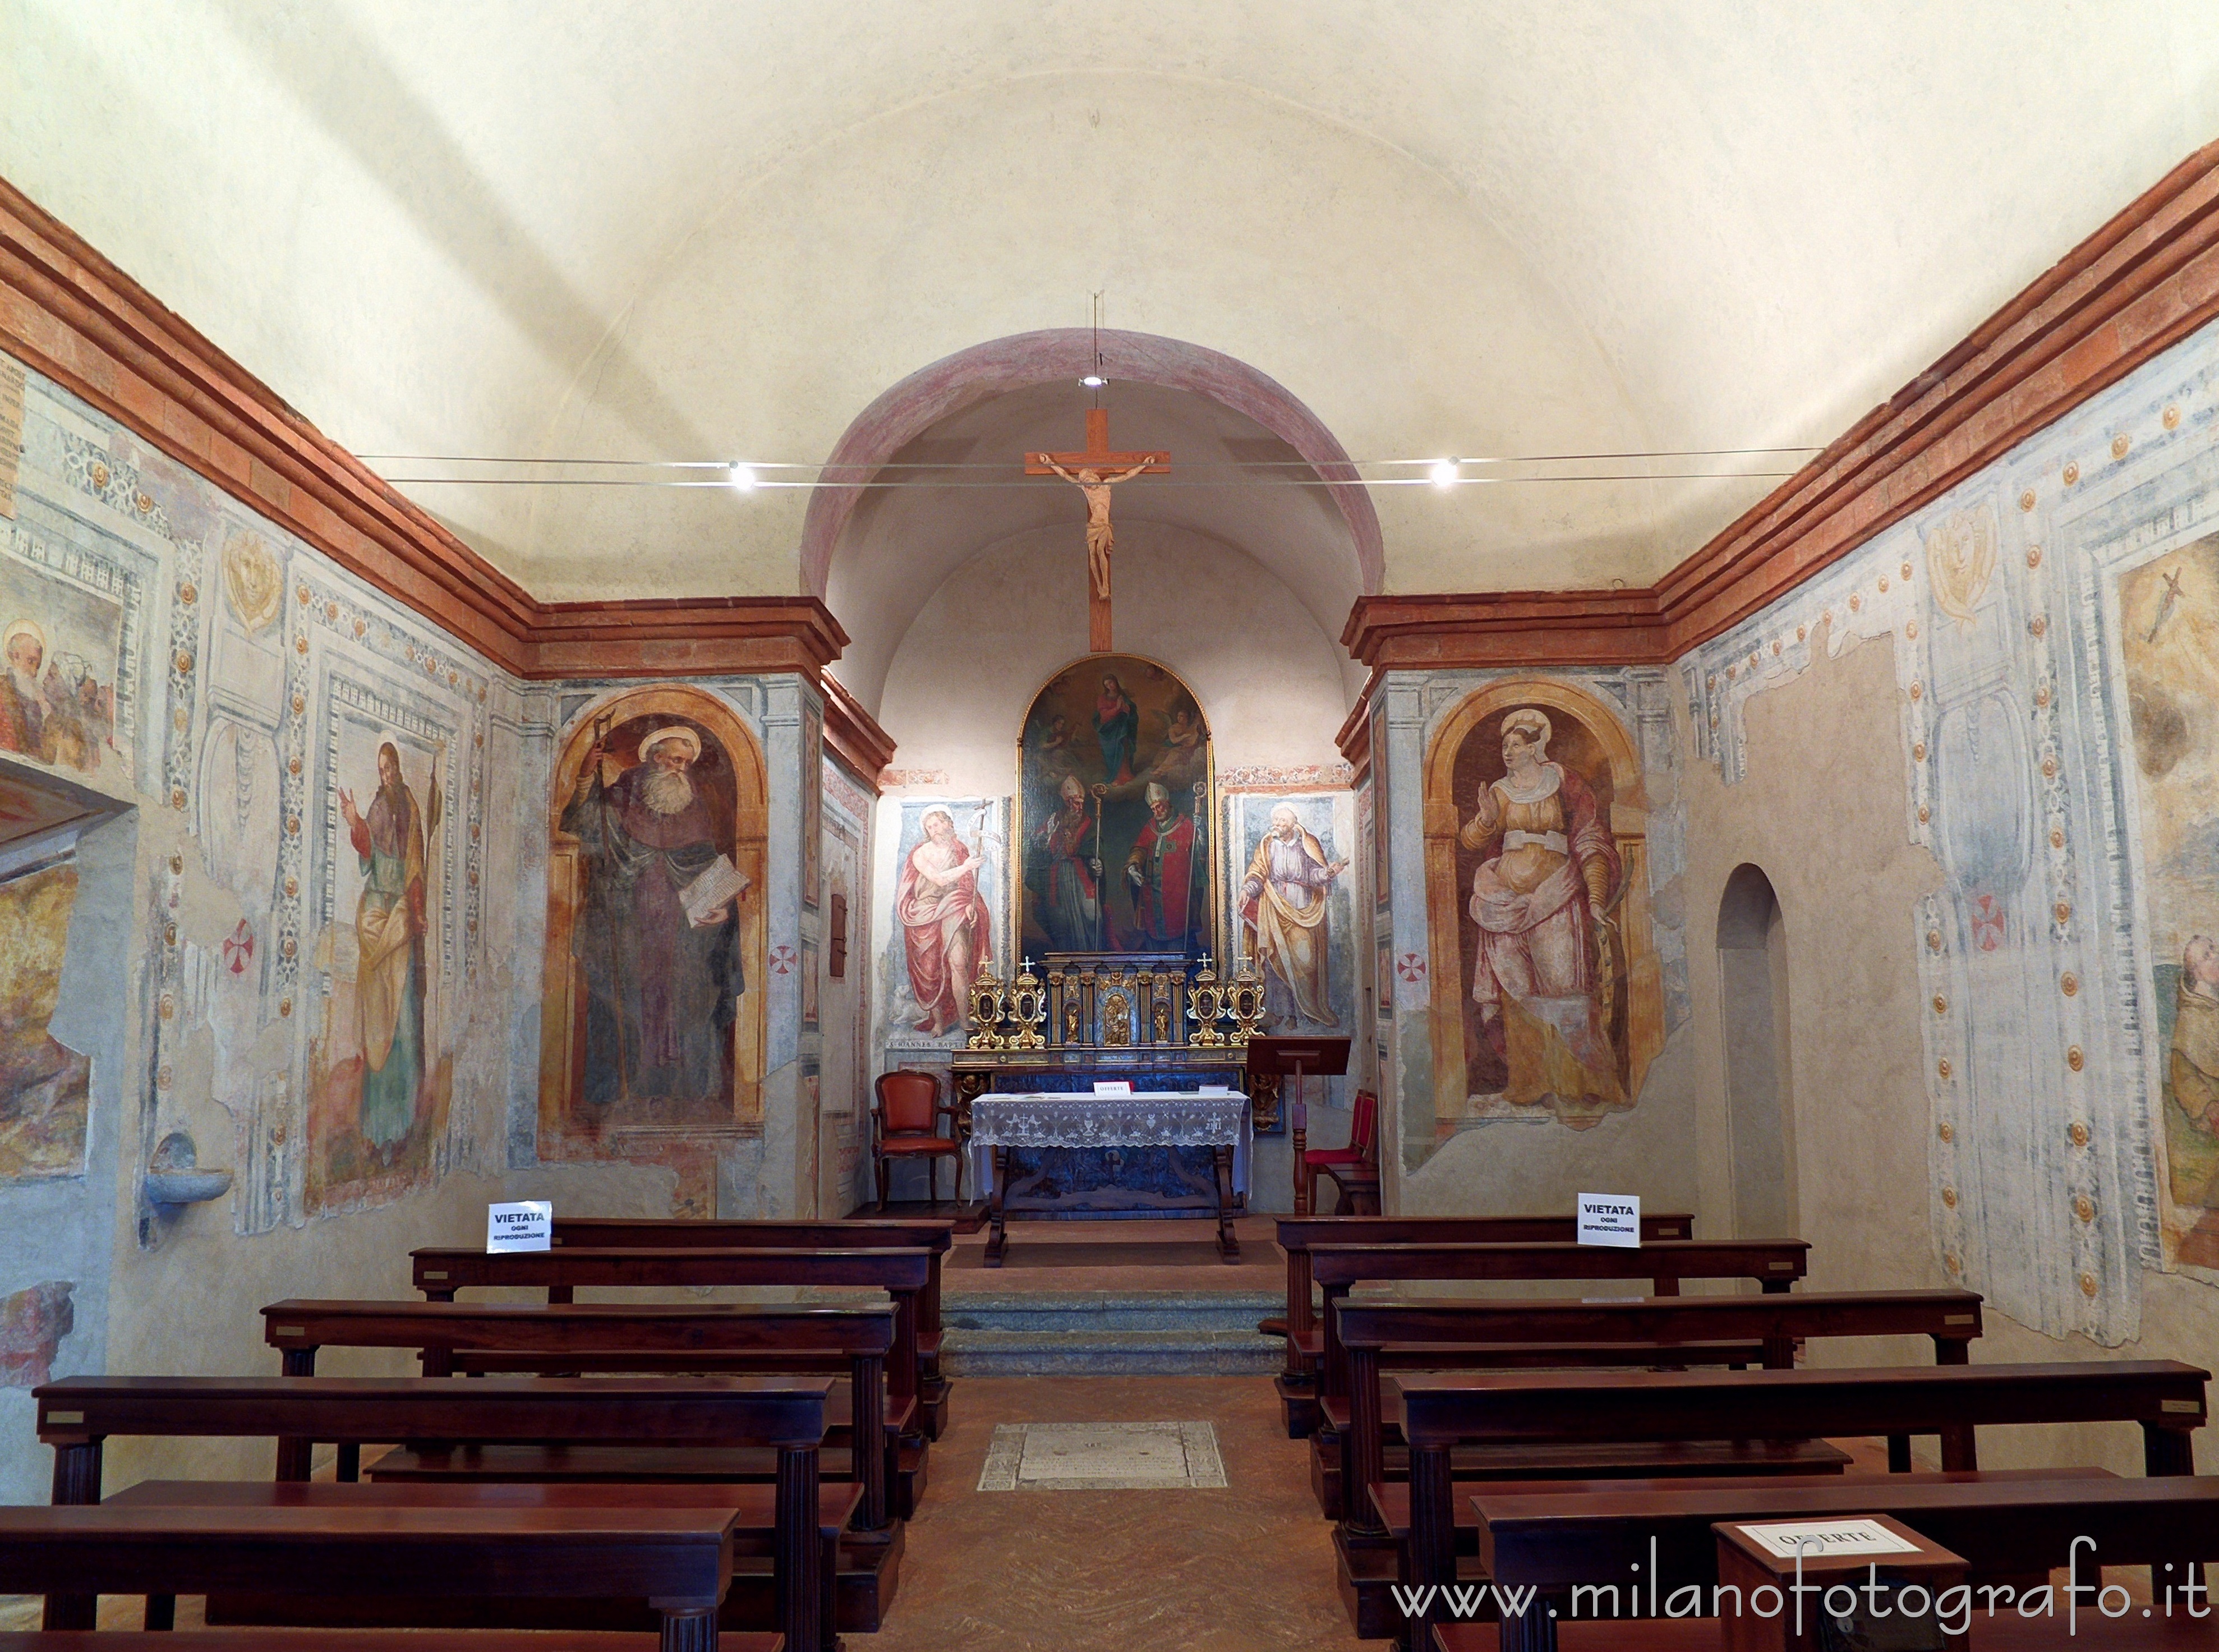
[1323,1290,1985,1524]
[0,1502,749,1652]
[1397,1360,2211,1645]
[1323,1290,1985,1636]
[0,1636,774,1652]
[411,1245,932,1515]
[1309,1239,1811,1414]
[108,1480,843,1648]
[549,1218,957,1439]
[1274,1213,1696,1435]
[1440,1467,2219,1650]
[34,1374,826,1652]
[262,1299,897,1533]
[260,1298,900,1633]
[1471,1471,2175,1633]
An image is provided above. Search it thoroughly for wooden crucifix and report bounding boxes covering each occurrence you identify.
[1025,407,1170,653]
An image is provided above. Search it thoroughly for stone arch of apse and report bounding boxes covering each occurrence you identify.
[799,328,1384,600]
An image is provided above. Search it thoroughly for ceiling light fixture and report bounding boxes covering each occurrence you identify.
[727,463,757,491]
[1431,457,1460,489]
[1080,374,1107,389]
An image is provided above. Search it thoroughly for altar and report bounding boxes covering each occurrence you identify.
[970,1089,1251,1262]
[949,950,1281,1229]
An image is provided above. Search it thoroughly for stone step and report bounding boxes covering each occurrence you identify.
[940,1290,1282,1375]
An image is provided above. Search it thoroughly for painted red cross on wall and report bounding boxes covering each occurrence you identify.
[770,945,797,975]
[1397,953,1426,982]
[222,919,255,975]
[1969,894,2007,952]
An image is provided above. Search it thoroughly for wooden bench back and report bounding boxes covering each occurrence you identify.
[261,1298,896,1528]
[30,1374,828,1648]
[265,1299,895,1369]
[1336,1288,1983,1372]
[551,1218,954,1253]
[411,1245,932,1297]
[1329,1290,1985,1542]
[1309,1240,1810,1400]
[0,1503,735,1637]
[1388,1359,2209,1626]
[411,1245,932,1409]
[1472,1470,2219,1592]
[1309,1239,1806,1292]
[36,1373,831,1497]
[1272,1213,1699,1391]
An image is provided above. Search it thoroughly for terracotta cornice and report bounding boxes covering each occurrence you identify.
[0,176,864,700]
[1654,137,2219,655]
[0,176,538,674]
[1341,590,1669,671]
[13,134,2219,712]
[1336,139,2219,679]
[522,595,847,680]
[820,672,897,791]
[1333,672,1380,783]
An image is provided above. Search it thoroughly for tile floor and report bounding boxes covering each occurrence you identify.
[870,1373,1374,1650]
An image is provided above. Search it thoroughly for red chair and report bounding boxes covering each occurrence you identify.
[872,1070,964,1210]
[1301,1087,1378,1215]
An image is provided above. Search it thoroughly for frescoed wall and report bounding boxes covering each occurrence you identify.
[1423,682,1667,1130]
[1675,315,2219,1360]
[0,859,89,1180]
[818,760,874,1214]
[1371,667,1693,1211]
[537,686,780,1218]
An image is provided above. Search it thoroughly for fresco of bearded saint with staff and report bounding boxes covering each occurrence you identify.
[1459,707,1625,1108]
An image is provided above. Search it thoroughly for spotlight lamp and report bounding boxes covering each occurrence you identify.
[728,463,757,491]
[1431,457,1461,489]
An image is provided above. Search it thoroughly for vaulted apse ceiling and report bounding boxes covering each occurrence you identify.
[825,379,1365,713]
[8,2,2219,603]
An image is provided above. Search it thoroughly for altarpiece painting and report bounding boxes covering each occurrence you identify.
[1018,655,1216,960]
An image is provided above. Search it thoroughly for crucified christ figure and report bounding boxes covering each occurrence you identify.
[1042,456,1155,599]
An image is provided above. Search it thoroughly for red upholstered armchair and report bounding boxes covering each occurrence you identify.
[872,1070,964,1209]
[1301,1087,1378,1214]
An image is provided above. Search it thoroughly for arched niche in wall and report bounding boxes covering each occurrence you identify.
[1716,861,1796,1239]
[1421,679,1663,1140]
[539,687,768,1176]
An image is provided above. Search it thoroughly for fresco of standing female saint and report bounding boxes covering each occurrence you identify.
[1422,683,1662,1132]
[1458,708,1623,1107]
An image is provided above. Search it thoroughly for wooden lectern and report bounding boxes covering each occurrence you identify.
[1242,1036,1351,1215]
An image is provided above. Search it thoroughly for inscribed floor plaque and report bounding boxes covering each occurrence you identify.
[975,1420,1226,1491]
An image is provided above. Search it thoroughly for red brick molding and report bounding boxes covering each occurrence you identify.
[0,177,854,686]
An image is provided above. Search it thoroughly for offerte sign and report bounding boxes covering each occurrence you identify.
[1576,1192,1640,1248]
[487,1200,553,1253]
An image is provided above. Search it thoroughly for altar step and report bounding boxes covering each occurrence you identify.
[940,1290,1282,1375]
